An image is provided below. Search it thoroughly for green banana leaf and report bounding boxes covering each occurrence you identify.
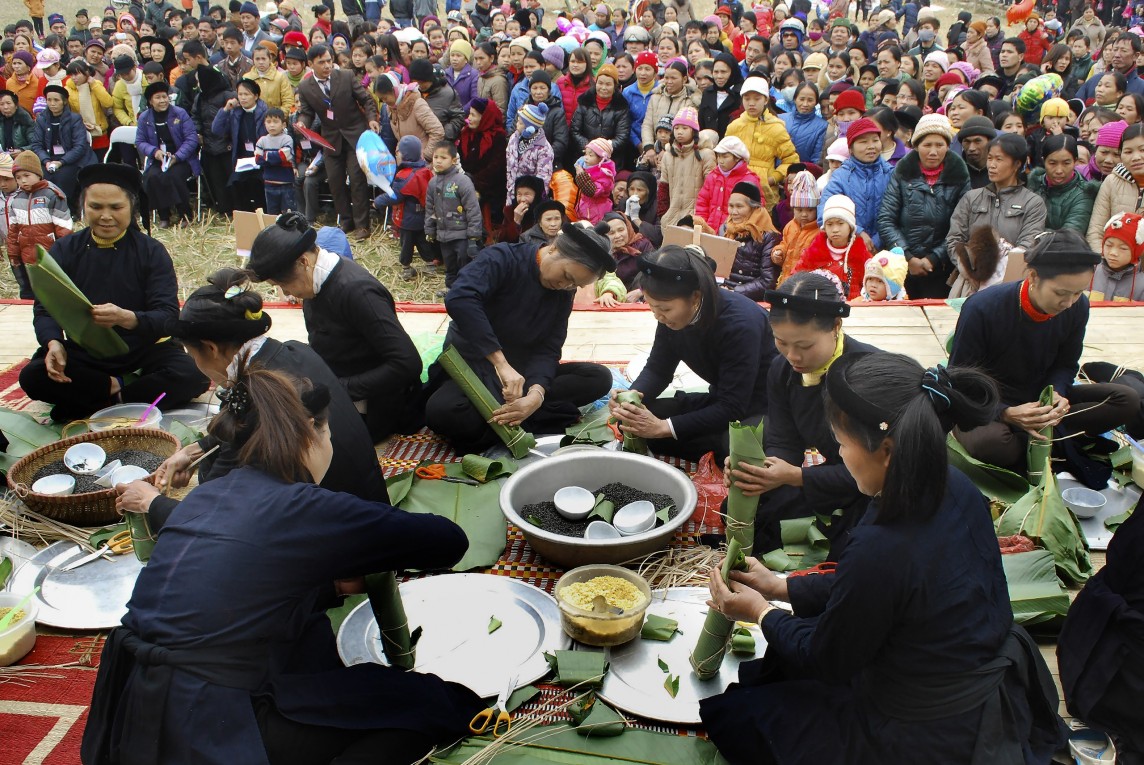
[996,463,1093,585]
[640,613,680,641]
[1027,385,1055,484]
[384,463,508,571]
[588,493,615,523]
[429,724,729,765]
[759,516,831,572]
[568,694,627,737]
[947,433,1030,505]
[544,650,608,688]
[0,557,11,589]
[27,244,130,359]
[0,409,62,457]
[613,391,648,455]
[727,420,766,558]
[437,346,537,459]
[1002,550,1071,627]
[1105,509,1132,532]
[563,407,618,447]
[730,626,756,655]
[460,454,517,483]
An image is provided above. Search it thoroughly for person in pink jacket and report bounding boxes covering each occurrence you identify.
[574,137,617,224]
[694,135,761,234]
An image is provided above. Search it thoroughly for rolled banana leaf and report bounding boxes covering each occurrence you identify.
[365,571,421,670]
[640,613,680,641]
[460,454,517,483]
[1026,385,1054,485]
[27,244,130,359]
[996,463,1093,585]
[437,346,537,459]
[689,538,748,679]
[613,391,649,455]
[727,420,766,558]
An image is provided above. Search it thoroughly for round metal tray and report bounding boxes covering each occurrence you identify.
[590,587,767,725]
[5,540,143,630]
[336,573,570,697]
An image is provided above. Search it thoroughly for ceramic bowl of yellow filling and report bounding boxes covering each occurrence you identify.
[554,565,651,647]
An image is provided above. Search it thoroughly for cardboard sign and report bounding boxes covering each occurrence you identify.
[234,209,276,258]
[661,225,741,279]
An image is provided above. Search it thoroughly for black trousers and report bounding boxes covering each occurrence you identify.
[398,228,437,266]
[19,340,210,423]
[362,384,425,443]
[296,165,328,223]
[201,153,234,214]
[229,167,266,213]
[324,144,371,232]
[254,698,434,765]
[954,382,1141,472]
[45,161,81,215]
[1081,361,1144,439]
[424,361,612,455]
[642,391,762,464]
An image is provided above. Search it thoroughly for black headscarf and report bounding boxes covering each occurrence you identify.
[627,170,658,223]
[712,51,744,93]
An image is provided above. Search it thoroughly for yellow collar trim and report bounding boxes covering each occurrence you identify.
[800,330,845,387]
[91,229,127,248]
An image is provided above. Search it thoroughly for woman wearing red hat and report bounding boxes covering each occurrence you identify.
[623,51,660,155]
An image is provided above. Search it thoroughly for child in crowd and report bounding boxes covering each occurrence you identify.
[1027,98,1070,168]
[793,193,870,300]
[860,251,910,301]
[722,182,780,300]
[659,107,715,227]
[694,135,759,235]
[0,155,16,288]
[505,102,554,201]
[772,169,822,285]
[818,118,894,249]
[725,75,798,208]
[635,115,673,173]
[502,175,547,244]
[254,108,296,214]
[1090,212,1144,301]
[574,137,617,224]
[141,61,166,86]
[818,137,848,191]
[375,136,438,281]
[425,141,483,296]
[6,152,72,300]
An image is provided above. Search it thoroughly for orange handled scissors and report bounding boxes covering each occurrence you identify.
[470,675,517,737]
[414,464,480,486]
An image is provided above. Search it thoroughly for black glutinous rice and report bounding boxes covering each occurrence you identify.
[521,482,679,538]
[33,449,166,495]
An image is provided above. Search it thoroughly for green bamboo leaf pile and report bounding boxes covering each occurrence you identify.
[727,421,766,558]
[689,538,749,679]
[947,433,1030,505]
[995,462,1093,585]
[460,454,517,484]
[759,516,831,573]
[1001,550,1071,626]
[0,409,64,475]
[437,346,537,459]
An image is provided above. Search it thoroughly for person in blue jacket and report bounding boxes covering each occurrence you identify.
[701,351,1068,765]
[28,83,97,214]
[504,51,564,133]
[82,364,483,765]
[818,117,894,249]
[780,81,828,165]
[609,245,778,462]
[136,81,200,228]
[623,51,660,154]
[210,78,268,212]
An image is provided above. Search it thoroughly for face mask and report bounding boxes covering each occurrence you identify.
[836,119,853,135]
[808,30,823,40]
[780,85,796,101]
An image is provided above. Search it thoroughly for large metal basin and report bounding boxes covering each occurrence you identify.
[499,450,697,568]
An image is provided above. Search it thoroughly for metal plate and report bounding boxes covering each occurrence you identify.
[1058,472,1142,551]
[591,587,766,725]
[5,541,143,630]
[0,536,40,576]
[161,403,219,433]
[336,573,570,697]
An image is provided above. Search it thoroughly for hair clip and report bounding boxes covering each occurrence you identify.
[244,308,263,320]
[224,285,243,299]
[879,422,889,431]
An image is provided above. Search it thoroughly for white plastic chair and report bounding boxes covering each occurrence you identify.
[106,125,137,164]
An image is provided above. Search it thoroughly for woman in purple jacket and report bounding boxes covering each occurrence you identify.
[136,80,200,227]
[444,39,479,110]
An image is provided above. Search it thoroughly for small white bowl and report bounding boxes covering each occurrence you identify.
[554,486,595,520]
[585,520,622,539]
[32,474,76,496]
[110,465,151,486]
[64,443,106,475]
[613,500,656,536]
[1062,487,1107,519]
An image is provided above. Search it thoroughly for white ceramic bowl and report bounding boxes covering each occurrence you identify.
[89,403,163,432]
[0,592,38,667]
[110,465,151,486]
[31,474,76,496]
[1062,487,1107,519]
[63,442,106,475]
[613,500,656,536]
[585,520,621,539]
[554,486,595,520]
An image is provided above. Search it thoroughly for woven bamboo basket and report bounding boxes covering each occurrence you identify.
[6,428,180,526]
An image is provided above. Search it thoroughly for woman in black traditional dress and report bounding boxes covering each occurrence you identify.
[136,81,199,228]
[701,352,1068,765]
[608,245,777,462]
[726,271,879,565]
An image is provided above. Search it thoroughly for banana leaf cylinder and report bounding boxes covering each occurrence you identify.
[613,391,649,455]
[689,538,748,679]
[365,571,419,670]
[437,346,538,459]
[727,420,766,557]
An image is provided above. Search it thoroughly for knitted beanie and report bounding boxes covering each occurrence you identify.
[822,194,856,229]
[239,1,259,15]
[864,252,908,298]
[846,117,881,147]
[635,51,659,71]
[923,50,949,73]
[596,63,620,85]
[14,150,43,179]
[1096,120,1129,149]
[1103,212,1144,263]
[449,39,473,60]
[833,88,866,116]
[12,51,35,69]
[542,44,565,69]
[587,137,613,158]
[397,135,423,161]
[672,106,700,131]
[825,137,850,161]
[1040,97,1070,120]
[656,114,674,132]
[731,181,761,204]
[788,169,820,208]
[935,71,964,90]
[0,153,12,179]
[911,114,954,146]
[520,102,548,129]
